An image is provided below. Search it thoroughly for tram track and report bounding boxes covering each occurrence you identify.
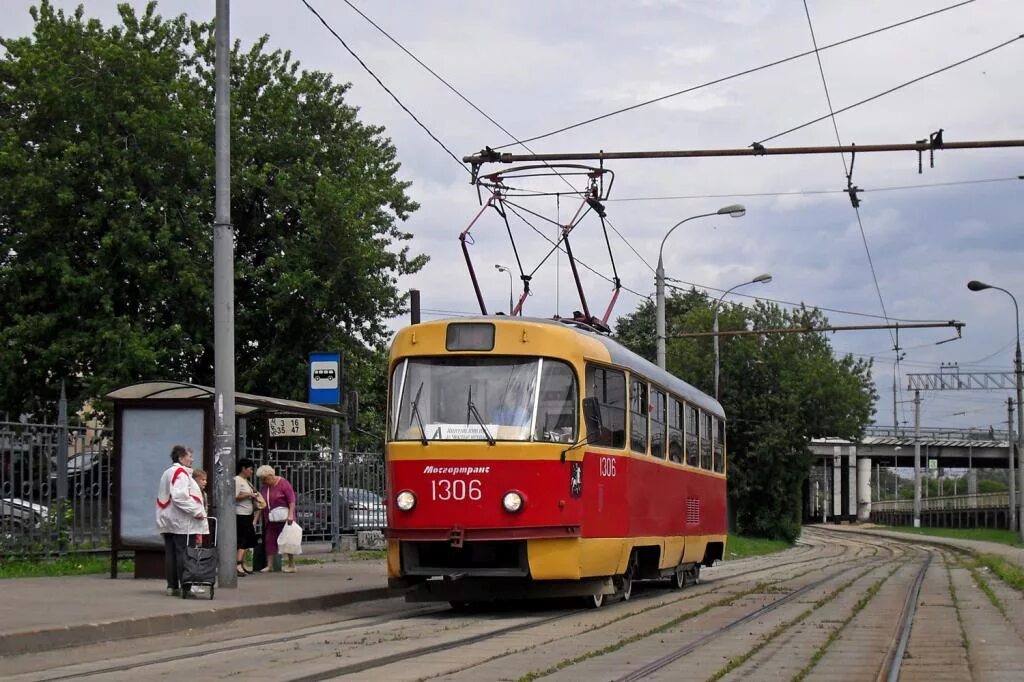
[513,540,923,681]
[407,537,887,681]
[11,531,915,682]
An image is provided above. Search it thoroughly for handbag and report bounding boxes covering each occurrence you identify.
[278,522,303,555]
[268,506,289,522]
[253,490,267,510]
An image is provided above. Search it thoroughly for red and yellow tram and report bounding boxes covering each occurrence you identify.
[385,317,727,606]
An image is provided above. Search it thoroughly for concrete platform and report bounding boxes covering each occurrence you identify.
[0,545,395,657]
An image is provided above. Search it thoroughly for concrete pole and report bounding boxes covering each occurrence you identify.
[1008,397,1015,531]
[913,390,921,528]
[1015,341,1023,540]
[656,258,666,369]
[213,0,237,589]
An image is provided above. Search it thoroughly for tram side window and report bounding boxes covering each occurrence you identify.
[714,418,726,472]
[650,388,666,459]
[630,378,648,454]
[584,365,626,448]
[684,404,698,466]
[700,412,713,469]
[534,360,578,444]
[668,399,683,463]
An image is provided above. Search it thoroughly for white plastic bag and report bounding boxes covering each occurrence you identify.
[278,522,303,555]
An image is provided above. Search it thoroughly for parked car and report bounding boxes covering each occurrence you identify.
[338,487,386,532]
[48,451,109,495]
[0,497,49,546]
[294,490,331,538]
[1,443,51,498]
[294,487,386,536]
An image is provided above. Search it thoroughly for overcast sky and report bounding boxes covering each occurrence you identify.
[6,0,1023,432]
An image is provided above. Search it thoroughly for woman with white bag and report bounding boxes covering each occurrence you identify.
[255,464,298,573]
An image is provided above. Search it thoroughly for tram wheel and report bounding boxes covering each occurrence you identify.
[692,564,701,585]
[670,565,686,590]
[586,592,605,609]
[616,558,636,602]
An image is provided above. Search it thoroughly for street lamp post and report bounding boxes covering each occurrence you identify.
[967,279,1022,538]
[656,204,746,369]
[495,264,514,315]
[713,273,771,400]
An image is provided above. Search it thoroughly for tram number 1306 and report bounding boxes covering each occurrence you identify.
[431,479,483,501]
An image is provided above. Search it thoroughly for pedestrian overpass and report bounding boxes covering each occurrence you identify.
[807,426,1015,527]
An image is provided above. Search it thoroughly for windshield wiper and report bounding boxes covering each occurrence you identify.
[409,381,428,446]
[466,385,495,446]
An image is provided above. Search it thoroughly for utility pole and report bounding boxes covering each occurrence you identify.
[913,390,921,528]
[1008,397,1016,531]
[213,0,237,589]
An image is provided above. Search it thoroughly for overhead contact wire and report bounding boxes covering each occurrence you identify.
[491,0,976,149]
[758,33,1024,145]
[800,0,895,353]
[299,0,469,174]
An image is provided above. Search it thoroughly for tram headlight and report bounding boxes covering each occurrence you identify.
[396,490,416,511]
[502,490,524,513]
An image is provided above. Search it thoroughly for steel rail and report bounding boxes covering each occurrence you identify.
[34,605,447,681]
[615,561,875,682]
[882,551,934,682]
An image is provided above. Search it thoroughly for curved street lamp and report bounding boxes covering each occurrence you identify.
[656,204,746,369]
[713,273,772,400]
[495,264,514,315]
[967,279,1022,539]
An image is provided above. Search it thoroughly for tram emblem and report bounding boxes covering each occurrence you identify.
[569,462,582,498]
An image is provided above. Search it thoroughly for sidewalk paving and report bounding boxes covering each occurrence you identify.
[820,523,1024,569]
[0,545,396,657]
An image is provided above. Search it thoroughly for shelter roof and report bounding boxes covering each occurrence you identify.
[105,381,341,419]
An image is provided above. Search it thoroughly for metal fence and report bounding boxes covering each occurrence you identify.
[2,414,384,557]
[246,445,385,542]
[1,418,113,557]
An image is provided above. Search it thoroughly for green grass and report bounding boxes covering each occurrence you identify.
[725,534,792,560]
[0,555,133,578]
[876,525,1024,548]
[348,549,386,560]
[977,553,1024,593]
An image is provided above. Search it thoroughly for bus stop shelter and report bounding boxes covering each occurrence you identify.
[105,381,343,578]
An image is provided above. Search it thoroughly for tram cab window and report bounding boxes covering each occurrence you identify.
[630,378,648,454]
[389,356,540,442]
[534,360,578,444]
[700,412,713,469]
[668,399,684,463]
[650,388,667,459]
[584,365,626,448]
[684,404,698,467]
[714,418,726,472]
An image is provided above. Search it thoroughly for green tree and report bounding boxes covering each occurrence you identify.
[615,289,876,541]
[0,2,424,434]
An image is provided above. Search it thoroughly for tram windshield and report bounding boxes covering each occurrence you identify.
[390,357,577,443]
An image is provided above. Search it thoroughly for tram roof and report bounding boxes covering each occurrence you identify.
[416,316,725,419]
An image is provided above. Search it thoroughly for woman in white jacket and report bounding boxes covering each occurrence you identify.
[155,445,208,596]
